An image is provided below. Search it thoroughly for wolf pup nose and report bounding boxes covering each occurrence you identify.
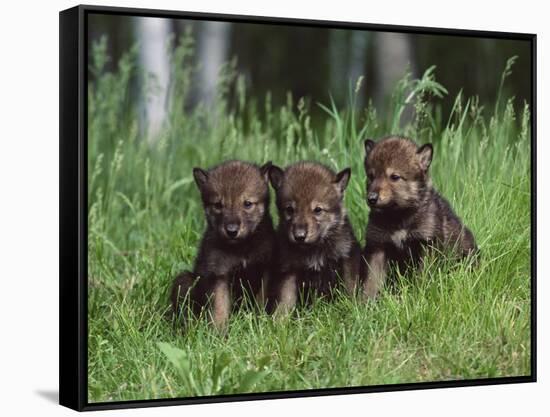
[362,136,478,299]
[171,160,275,331]
[224,222,240,239]
[367,192,379,206]
[267,162,362,314]
[292,226,307,242]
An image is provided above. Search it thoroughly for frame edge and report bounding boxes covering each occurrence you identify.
[59,5,86,411]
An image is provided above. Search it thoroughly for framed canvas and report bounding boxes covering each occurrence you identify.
[59,4,536,411]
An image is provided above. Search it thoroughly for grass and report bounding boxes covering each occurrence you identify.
[87,34,531,403]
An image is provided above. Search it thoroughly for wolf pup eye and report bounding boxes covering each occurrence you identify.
[390,173,401,181]
[285,206,294,216]
[213,202,223,211]
[313,206,323,215]
[243,200,253,209]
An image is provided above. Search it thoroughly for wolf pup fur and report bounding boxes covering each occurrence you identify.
[267,162,362,314]
[362,136,478,299]
[171,160,275,330]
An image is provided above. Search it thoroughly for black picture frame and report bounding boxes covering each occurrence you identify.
[59,4,537,412]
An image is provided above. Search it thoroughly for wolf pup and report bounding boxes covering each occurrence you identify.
[171,160,275,330]
[267,162,362,314]
[362,136,477,299]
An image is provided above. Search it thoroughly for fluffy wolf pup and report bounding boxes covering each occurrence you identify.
[362,135,478,299]
[170,160,275,330]
[267,162,362,314]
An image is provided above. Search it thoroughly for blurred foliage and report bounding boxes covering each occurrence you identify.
[88,14,531,122]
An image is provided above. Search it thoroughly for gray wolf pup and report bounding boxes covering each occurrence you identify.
[267,161,362,314]
[362,136,477,298]
[171,160,275,330]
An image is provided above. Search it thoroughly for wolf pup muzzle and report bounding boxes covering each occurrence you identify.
[367,192,379,206]
[292,225,307,242]
[224,222,240,239]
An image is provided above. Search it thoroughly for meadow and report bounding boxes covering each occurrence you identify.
[87,35,531,402]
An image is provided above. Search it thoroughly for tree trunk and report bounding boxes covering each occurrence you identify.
[373,32,415,109]
[136,17,171,141]
[196,21,232,106]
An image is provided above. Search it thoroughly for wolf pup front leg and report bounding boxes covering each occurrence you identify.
[268,162,362,314]
[171,271,232,331]
[361,250,387,299]
[361,136,478,299]
[171,161,276,330]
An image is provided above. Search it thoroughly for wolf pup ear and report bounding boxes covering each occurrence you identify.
[260,161,272,183]
[334,168,351,193]
[192,167,209,191]
[417,143,433,171]
[268,165,284,190]
[364,139,376,157]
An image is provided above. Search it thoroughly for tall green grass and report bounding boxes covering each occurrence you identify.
[87,34,531,403]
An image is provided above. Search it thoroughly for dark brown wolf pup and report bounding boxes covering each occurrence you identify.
[171,160,275,330]
[362,136,477,299]
[267,162,362,314]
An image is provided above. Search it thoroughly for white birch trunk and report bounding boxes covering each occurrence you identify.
[373,32,415,107]
[136,17,171,141]
[196,21,232,106]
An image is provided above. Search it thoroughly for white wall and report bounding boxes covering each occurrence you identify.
[0,0,546,415]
